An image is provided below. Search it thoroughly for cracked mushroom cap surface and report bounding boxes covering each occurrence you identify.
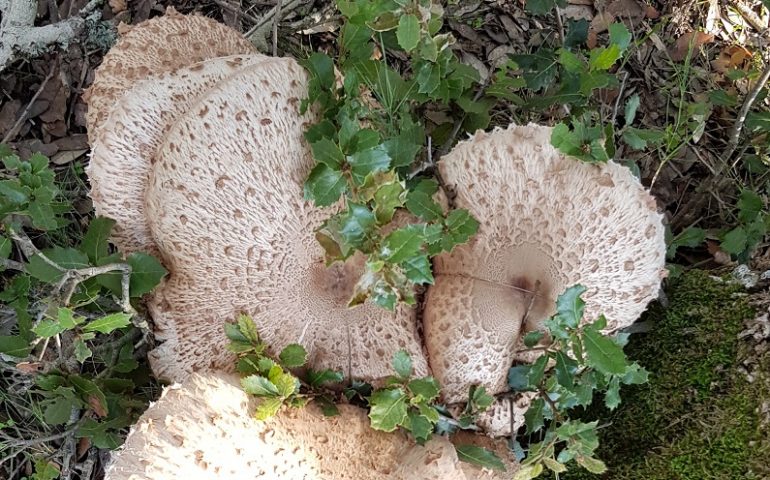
[88,54,268,256]
[424,123,666,404]
[84,7,256,141]
[105,372,478,480]
[144,58,428,384]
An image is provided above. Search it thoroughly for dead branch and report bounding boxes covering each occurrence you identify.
[0,0,103,73]
[722,59,770,163]
[246,0,303,52]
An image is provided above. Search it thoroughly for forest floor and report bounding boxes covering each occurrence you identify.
[1,0,769,479]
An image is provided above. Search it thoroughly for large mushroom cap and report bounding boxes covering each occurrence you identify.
[84,7,256,141]
[106,372,502,480]
[144,58,428,384]
[88,54,267,256]
[424,124,666,404]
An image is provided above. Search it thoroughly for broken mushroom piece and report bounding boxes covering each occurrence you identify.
[106,372,497,480]
[144,58,428,384]
[88,54,268,256]
[84,7,256,141]
[424,123,666,405]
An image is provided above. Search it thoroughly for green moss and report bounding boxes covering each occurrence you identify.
[560,270,768,480]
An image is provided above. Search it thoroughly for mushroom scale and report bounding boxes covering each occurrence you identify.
[424,123,666,404]
[105,372,505,480]
[84,7,256,142]
[144,58,428,385]
[88,54,268,257]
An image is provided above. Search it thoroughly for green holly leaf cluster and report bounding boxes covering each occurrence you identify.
[367,350,442,442]
[227,315,343,419]
[301,0,481,310]
[509,285,648,477]
[454,384,494,429]
[720,188,769,262]
[0,148,69,231]
[550,117,614,163]
[33,347,146,448]
[1,210,166,359]
[29,307,133,364]
[366,351,505,471]
[0,147,178,457]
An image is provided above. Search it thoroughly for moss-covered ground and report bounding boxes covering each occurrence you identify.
[562,270,769,480]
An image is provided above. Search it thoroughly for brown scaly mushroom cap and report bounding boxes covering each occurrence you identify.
[84,7,256,141]
[105,372,504,480]
[88,54,268,256]
[424,123,666,405]
[143,59,428,384]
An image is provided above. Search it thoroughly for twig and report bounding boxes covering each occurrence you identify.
[521,280,542,328]
[722,60,770,162]
[611,71,630,126]
[729,0,768,33]
[7,224,134,312]
[7,224,60,269]
[3,421,82,448]
[438,76,491,158]
[1,64,57,144]
[272,0,283,56]
[408,136,433,180]
[0,0,103,73]
[554,7,565,45]
[539,387,561,420]
[59,406,81,480]
[1,258,25,271]
[245,0,302,51]
[211,0,261,25]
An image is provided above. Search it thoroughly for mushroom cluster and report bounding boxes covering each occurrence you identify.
[106,372,514,480]
[86,9,666,479]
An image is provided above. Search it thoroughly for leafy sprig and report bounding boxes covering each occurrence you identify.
[509,285,649,478]
[367,349,442,441]
[0,145,69,231]
[0,147,167,458]
[300,0,481,310]
[227,315,343,419]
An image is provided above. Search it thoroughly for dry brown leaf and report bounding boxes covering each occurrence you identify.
[645,5,660,19]
[711,45,752,73]
[51,149,88,165]
[15,362,42,374]
[88,395,108,417]
[606,0,646,25]
[562,5,593,22]
[77,437,91,460]
[706,240,732,265]
[590,11,616,35]
[669,31,715,62]
[587,30,599,49]
[0,99,21,137]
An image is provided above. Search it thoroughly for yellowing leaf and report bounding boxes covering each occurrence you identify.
[368,388,408,432]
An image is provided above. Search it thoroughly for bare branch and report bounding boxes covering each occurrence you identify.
[722,60,770,163]
[0,0,103,73]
